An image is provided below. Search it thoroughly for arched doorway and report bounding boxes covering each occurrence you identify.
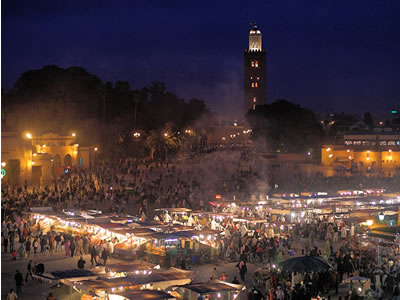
[53,155,61,168]
[64,154,72,167]
[7,159,20,187]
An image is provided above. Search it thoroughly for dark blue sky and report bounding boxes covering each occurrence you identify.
[3,0,400,118]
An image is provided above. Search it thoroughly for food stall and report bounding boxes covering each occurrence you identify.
[169,280,245,300]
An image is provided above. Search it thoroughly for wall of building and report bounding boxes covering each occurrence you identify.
[1,130,33,186]
[321,145,399,172]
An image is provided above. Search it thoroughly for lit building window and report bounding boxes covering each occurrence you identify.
[253,104,256,110]
[251,60,259,68]
[251,82,255,88]
[253,97,257,103]
[255,82,258,88]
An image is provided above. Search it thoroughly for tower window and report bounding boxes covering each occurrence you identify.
[251,60,259,68]
[253,104,256,110]
[255,82,258,88]
[253,97,257,103]
[251,82,255,88]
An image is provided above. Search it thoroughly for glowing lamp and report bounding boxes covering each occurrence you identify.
[26,133,32,139]
[1,162,5,167]
[366,220,373,226]
[94,147,98,151]
[216,194,222,199]
[378,212,385,221]
[72,133,76,137]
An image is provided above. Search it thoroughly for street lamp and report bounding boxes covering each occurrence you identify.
[94,147,98,151]
[72,133,76,137]
[378,211,385,221]
[26,133,32,139]
[1,162,6,167]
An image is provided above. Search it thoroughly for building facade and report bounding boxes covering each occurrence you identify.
[1,129,96,187]
[244,24,267,114]
[321,131,400,173]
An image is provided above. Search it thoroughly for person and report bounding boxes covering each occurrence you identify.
[102,248,109,266]
[90,246,98,266]
[211,267,219,280]
[55,233,61,252]
[47,292,55,300]
[70,239,76,257]
[25,260,33,282]
[239,261,247,282]
[77,256,86,269]
[220,272,228,282]
[12,249,17,261]
[33,238,39,254]
[275,286,285,300]
[36,262,45,274]
[14,270,24,295]
[232,276,240,284]
[7,289,17,300]
[251,287,264,300]
[25,239,31,257]
[64,239,71,257]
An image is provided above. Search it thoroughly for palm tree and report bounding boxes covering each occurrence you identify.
[146,128,181,162]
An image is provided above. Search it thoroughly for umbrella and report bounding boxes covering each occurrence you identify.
[344,276,369,282]
[280,256,333,273]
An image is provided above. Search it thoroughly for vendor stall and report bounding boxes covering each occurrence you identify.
[170,280,245,300]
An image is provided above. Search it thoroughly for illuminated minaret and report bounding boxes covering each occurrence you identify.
[244,23,267,114]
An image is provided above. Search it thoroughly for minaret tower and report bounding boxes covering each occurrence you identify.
[244,23,267,114]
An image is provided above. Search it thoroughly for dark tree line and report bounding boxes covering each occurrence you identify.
[2,65,213,161]
[246,100,324,153]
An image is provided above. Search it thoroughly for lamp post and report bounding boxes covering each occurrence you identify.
[379,211,385,221]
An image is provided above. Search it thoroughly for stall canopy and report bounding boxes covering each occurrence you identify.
[51,269,97,280]
[176,280,244,294]
[71,268,193,290]
[113,290,176,299]
[106,261,157,273]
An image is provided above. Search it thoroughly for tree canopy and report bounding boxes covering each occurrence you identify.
[3,65,211,160]
[246,100,324,153]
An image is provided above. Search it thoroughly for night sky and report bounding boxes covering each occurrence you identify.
[3,0,400,118]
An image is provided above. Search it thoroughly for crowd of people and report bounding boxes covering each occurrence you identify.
[2,150,400,300]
